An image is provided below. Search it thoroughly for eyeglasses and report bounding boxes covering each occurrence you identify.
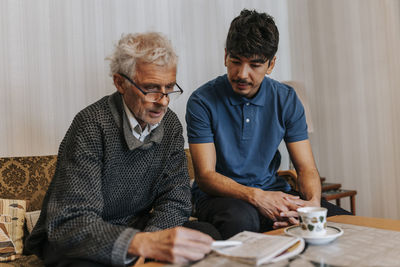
[119,73,183,102]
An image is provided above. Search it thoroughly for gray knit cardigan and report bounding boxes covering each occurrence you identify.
[26,92,192,266]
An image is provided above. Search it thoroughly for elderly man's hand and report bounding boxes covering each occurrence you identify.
[129,227,213,264]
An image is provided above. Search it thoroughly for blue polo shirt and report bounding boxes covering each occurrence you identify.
[186,74,308,202]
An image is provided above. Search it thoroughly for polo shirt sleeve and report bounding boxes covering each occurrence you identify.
[283,88,309,143]
[186,93,214,143]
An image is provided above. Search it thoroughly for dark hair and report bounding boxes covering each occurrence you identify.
[226,9,279,62]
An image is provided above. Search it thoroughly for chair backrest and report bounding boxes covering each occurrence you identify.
[277,170,298,191]
[0,155,57,211]
[184,149,195,182]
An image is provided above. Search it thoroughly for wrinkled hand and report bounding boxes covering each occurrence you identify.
[252,189,305,222]
[272,210,299,229]
[273,199,321,229]
[129,226,213,264]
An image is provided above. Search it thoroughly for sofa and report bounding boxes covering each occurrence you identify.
[0,150,297,266]
[0,150,199,266]
[0,155,57,266]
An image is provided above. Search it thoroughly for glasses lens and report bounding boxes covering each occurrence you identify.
[143,86,182,102]
[145,93,163,102]
[167,91,182,102]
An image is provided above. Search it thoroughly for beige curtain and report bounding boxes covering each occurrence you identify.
[0,0,290,156]
[287,0,400,219]
[1,0,399,219]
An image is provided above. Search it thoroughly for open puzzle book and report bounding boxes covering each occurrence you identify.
[212,231,304,265]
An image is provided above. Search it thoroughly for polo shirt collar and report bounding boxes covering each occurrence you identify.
[225,75,268,106]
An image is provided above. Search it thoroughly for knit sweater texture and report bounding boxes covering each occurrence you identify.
[25,92,192,266]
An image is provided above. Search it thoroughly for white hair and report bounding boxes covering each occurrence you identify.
[107,32,177,78]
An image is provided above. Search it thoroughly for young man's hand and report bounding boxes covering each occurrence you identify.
[250,189,304,221]
[272,198,321,229]
[129,227,213,264]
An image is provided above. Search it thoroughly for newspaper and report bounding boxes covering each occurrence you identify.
[165,222,400,266]
[298,222,400,266]
[211,231,302,265]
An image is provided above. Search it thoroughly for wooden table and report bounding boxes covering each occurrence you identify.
[328,215,400,231]
[267,215,400,235]
[135,215,400,267]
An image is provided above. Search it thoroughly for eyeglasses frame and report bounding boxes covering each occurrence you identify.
[118,72,183,102]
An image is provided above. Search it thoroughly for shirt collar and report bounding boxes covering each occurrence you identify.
[108,93,164,151]
[225,75,268,107]
[122,99,159,135]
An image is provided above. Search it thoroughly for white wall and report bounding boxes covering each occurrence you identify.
[1,0,399,220]
[0,0,291,156]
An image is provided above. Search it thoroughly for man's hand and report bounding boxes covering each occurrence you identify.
[128,227,213,264]
[251,189,304,221]
[272,211,299,229]
[272,198,321,229]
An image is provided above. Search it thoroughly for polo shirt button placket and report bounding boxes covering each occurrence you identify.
[242,103,252,140]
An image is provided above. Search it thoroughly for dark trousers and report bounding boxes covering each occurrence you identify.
[43,221,220,267]
[45,257,106,267]
[43,242,107,267]
[195,191,352,240]
[183,220,222,240]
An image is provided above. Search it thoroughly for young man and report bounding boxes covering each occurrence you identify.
[26,32,218,266]
[186,9,350,239]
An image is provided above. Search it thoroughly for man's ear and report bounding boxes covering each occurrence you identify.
[266,56,277,75]
[113,73,125,94]
[224,48,228,67]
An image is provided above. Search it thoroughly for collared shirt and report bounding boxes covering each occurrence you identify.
[122,99,159,142]
[186,74,308,201]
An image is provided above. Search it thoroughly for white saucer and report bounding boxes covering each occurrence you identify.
[284,225,343,245]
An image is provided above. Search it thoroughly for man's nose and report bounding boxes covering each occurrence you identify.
[237,64,250,79]
[157,94,169,106]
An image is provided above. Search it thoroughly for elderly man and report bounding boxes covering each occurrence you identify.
[186,9,351,240]
[26,32,217,267]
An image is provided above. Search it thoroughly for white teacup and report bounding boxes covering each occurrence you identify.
[297,207,327,236]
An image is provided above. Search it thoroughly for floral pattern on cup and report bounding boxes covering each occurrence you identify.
[297,207,328,236]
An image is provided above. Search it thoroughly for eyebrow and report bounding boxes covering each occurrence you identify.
[229,54,267,64]
[249,58,267,64]
[229,55,241,60]
[142,82,176,88]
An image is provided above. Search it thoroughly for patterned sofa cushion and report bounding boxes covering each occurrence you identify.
[0,199,26,261]
[0,156,56,266]
[0,254,44,266]
[0,156,57,212]
[25,210,41,234]
[0,151,193,265]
